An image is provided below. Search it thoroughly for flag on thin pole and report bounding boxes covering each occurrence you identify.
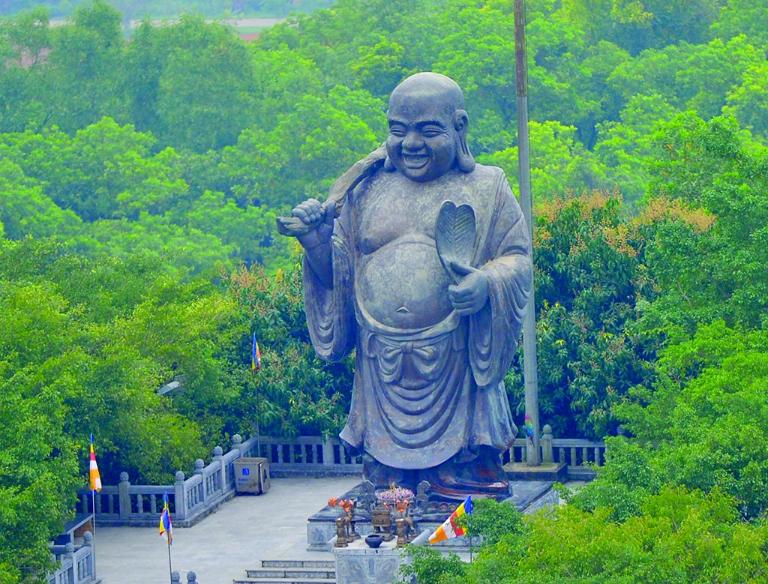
[428,495,473,544]
[159,493,174,583]
[251,331,262,373]
[159,494,173,544]
[89,434,102,493]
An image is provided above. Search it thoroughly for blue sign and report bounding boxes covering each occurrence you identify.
[242,468,250,476]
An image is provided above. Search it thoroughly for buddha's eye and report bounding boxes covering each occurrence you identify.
[389,125,407,137]
[422,126,444,137]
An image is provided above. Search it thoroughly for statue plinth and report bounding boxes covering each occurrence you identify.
[306,480,557,551]
[504,461,567,482]
[333,538,403,584]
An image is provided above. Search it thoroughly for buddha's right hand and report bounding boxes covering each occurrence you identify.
[290,198,335,251]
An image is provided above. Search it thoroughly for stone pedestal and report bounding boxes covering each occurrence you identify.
[308,480,559,551]
[334,539,404,584]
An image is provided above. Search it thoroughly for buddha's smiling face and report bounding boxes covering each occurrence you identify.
[386,92,459,183]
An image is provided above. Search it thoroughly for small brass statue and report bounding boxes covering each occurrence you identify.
[334,516,348,548]
[395,518,407,548]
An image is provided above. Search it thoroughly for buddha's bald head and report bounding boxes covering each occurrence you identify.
[390,72,466,114]
[385,72,475,181]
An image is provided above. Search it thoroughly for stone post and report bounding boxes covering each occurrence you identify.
[187,571,198,583]
[83,531,94,578]
[64,542,75,579]
[171,571,181,583]
[212,446,225,492]
[118,472,130,520]
[194,459,205,502]
[174,471,187,521]
[322,437,335,466]
[231,433,245,457]
[541,424,554,464]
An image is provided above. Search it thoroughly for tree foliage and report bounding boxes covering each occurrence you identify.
[1,0,767,580]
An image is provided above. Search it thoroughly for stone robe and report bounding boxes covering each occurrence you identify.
[303,163,532,471]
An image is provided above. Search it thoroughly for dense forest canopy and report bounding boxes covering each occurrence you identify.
[1,0,767,581]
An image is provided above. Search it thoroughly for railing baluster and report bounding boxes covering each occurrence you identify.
[570,447,577,467]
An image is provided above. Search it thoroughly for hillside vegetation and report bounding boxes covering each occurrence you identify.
[1,0,767,581]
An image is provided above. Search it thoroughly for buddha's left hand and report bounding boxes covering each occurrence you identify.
[448,262,489,316]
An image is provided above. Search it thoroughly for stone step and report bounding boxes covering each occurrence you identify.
[245,569,336,579]
[260,560,335,570]
[233,579,336,584]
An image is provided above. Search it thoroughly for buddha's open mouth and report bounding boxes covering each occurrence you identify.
[402,154,429,169]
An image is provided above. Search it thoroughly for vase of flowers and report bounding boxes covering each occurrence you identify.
[376,485,414,518]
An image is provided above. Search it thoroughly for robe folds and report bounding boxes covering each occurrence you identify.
[303,163,532,470]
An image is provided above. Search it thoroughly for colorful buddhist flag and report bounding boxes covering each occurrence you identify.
[89,434,102,493]
[251,332,262,373]
[159,494,173,544]
[524,414,535,439]
[428,495,473,544]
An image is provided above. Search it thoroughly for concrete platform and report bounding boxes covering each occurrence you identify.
[94,477,360,584]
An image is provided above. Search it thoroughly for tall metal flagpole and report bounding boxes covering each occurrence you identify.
[167,536,173,584]
[514,0,541,466]
[91,488,96,572]
[252,332,262,457]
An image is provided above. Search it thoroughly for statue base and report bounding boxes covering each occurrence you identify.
[334,538,403,584]
[307,480,558,551]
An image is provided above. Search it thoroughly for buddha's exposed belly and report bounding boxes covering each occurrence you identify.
[357,235,453,329]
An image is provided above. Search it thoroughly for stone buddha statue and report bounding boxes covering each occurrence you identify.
[280,72,532,500]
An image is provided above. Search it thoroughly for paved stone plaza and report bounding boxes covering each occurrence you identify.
[95,477,360,584]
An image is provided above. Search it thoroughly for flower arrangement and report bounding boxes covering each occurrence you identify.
[328,497,355,514]
[376,484,414,509]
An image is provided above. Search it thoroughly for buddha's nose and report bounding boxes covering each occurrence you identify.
[402,131,424,152]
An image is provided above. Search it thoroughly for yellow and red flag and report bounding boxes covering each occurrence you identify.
[428,496,473,544]
[89,434,102,493]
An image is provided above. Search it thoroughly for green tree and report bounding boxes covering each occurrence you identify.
[153,16,256,151]
[465,487,768,583]
[724,62,768,140]
[45,0,128,132]
[480,121,610,198]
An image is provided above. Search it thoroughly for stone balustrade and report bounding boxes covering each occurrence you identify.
[502,425,606,479]
[48,532,95,584]
[76,432,605,527]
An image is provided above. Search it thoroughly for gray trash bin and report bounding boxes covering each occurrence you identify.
[234,457,270,494]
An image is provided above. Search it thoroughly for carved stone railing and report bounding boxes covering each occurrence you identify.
[247,435,363,475]
[76,443,238,527]
[502,425,606,479]
[48,533,95,584]
[76,431,604,526]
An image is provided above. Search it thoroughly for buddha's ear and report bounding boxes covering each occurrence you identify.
[384,155,397,172]
[454,109,475,173]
